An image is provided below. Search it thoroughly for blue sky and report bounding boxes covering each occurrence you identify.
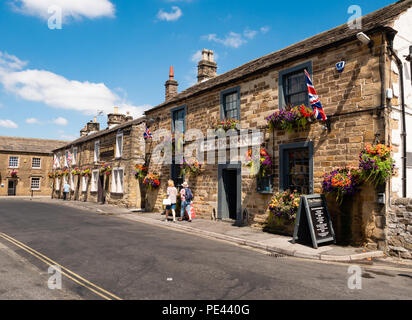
[0,0,394,141]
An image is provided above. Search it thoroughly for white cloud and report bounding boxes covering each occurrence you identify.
[10,0,115,21]
[53,117,68,126]
[0,51,27,71]
[26,117,41,124]
[190,50,218,62]
[157,6,182,22]
[202,26,270,48]
[0,50,150,119]
[260,26,270,34]
[244,28,258,40]
[0,119,18,128]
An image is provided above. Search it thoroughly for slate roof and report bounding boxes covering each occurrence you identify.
[146,0,412,113]
[53,116,146,152]
[0,136,68,154]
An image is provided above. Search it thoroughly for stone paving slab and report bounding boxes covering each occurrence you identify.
[28,198,385,262]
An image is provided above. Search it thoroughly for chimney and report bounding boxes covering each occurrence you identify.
[107,106,127,128]
[125,111,133,122]
[80,120,100,136]
[197,49,217,83]
[165,66,178,101]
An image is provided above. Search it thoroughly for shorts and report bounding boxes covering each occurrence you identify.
[166,204,176,210]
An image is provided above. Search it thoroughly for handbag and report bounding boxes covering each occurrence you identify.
[163,199,172,206]
[190,203,196,219]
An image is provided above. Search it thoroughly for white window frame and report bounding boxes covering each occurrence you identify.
[55,178,60,191]
[91,170,99,192]
[31,177,41,190]
[57,153,61,169]
[9,156,19,168]
[111,168,124,194]
[94,141,100,163]
[64,150,70,167]
[82,176,88,192]
[115,133,124,159]
[32,157,41,169]
[70,174,75,191]
[72,147,78,165]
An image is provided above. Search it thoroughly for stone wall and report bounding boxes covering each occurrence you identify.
[387,198,412,259]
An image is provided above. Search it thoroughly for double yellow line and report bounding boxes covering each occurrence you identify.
[0,232,122,300]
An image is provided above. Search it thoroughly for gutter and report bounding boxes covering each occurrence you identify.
[387,30,407,198]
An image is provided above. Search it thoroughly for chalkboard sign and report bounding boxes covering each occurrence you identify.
[292,194,336,249]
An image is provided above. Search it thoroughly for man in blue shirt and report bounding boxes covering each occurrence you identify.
[63,182,70,200]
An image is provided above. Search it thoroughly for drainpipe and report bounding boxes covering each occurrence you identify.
[387,31,407,198]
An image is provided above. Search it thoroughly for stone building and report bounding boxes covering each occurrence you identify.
[0,136,67,197]
[143,0,412,252]
[52,110,146,209]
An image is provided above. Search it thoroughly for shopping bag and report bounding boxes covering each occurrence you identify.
[190,203,196,219]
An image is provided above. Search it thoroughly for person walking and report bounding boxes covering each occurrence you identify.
[63,181,70,201]
[165,180,178,222]
[179,181,193,222]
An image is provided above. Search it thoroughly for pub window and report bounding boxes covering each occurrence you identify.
[172,106,186,133]
[56,153,61,168]
[91,170,99,192]
[94,141,100,163]
[70,174,75,191]
[82,176,88,192]
[279,142,314,195]
[31,177,40,190]
[115,133,123,158]
[111,168,124,194]
[9,156,19,168]
[64,150,69,167]
[220,87,240,121]
[55,178,60,191]
[72,147,78,165]
[279,62,312,109]
[32,157,41,169]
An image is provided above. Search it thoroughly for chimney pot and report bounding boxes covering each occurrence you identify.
[198,49,217,83]
[165,65,179,101]
[114,106,119,114]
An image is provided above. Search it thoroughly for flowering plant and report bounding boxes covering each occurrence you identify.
[322,167,363,204]
[62,168,70,176]
[55,170,63,177]
[48,172,55,179]
[245,147,272,177]
[71,168,81,176]
[10,170,18,178]
[81,167,91,177]
[268,190,301,221]
[214,118,239,131]
[143,173,161,190]
[266,104,314,133]
[181,158,202,177]
[100,163,112,176]
[359,144,395,186]
[133,164,148,180]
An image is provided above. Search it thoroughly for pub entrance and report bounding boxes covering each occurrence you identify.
[218,164,242,224]
[8,180,16,196]
[98,174,105,204]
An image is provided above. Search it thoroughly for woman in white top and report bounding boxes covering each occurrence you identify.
[165,180,178,222]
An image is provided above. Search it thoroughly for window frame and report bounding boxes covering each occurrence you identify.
[55,178,60,191]
[8,156,19,168]
[279,141,314,194]
[56,152,61,168]
[278,61,312,110]
[171,105,187,133]
[31,177,41,191]
[64,150,69,167]
[111,168,124,194]
[32,157,41,169]
[115,132,124,159]
[72,147,78,165]
[220,86,241,121]
[94,141,100,163]
[91,170,99,192]
[82,176,88,192]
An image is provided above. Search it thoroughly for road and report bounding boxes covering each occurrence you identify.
[0,198,411,300]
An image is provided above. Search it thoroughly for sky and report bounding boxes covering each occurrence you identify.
[0,0,395,141]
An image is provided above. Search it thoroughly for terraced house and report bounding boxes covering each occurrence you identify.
[143,0,412,254]
[0,136,67,197]
[52,110,147,209]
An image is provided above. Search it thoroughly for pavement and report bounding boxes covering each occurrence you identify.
[25,197,391,263]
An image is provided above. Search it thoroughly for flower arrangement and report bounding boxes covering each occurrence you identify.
[266,104,315,133]
[322,167,363,204]
[55,170,63,177]
[62,168,70,176]
[71,168,81,176]
[10,170,18,178]
[133,164,148,180]
[81,167,91,177]
[268,190,301,221]
[48,172,55,179]
[359,144,395,186]
[245,147,272,177]
[143,173,161,190]
[181,158,202,177]
[214,118,239,131]
[100,163,112,176]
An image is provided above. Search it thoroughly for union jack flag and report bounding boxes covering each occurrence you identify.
[144,127,152,140]
[304,69,327,121]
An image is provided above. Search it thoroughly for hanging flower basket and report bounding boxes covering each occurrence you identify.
[181,158,202,177]
[214,118,239,131]
[71,168,81,176]
[62,168,70,177]
[245,147,272,178]
[48,172,55,179]
[266,104,315,133]
[10,170,18,178]
[268,190,301,221]
[100,163,112,176]
[55,170,63,178]
[133,164,148,180]
[359,144,395,186]
[322,167,363,204]
[81,167,91,177]
[143,173,161,190]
